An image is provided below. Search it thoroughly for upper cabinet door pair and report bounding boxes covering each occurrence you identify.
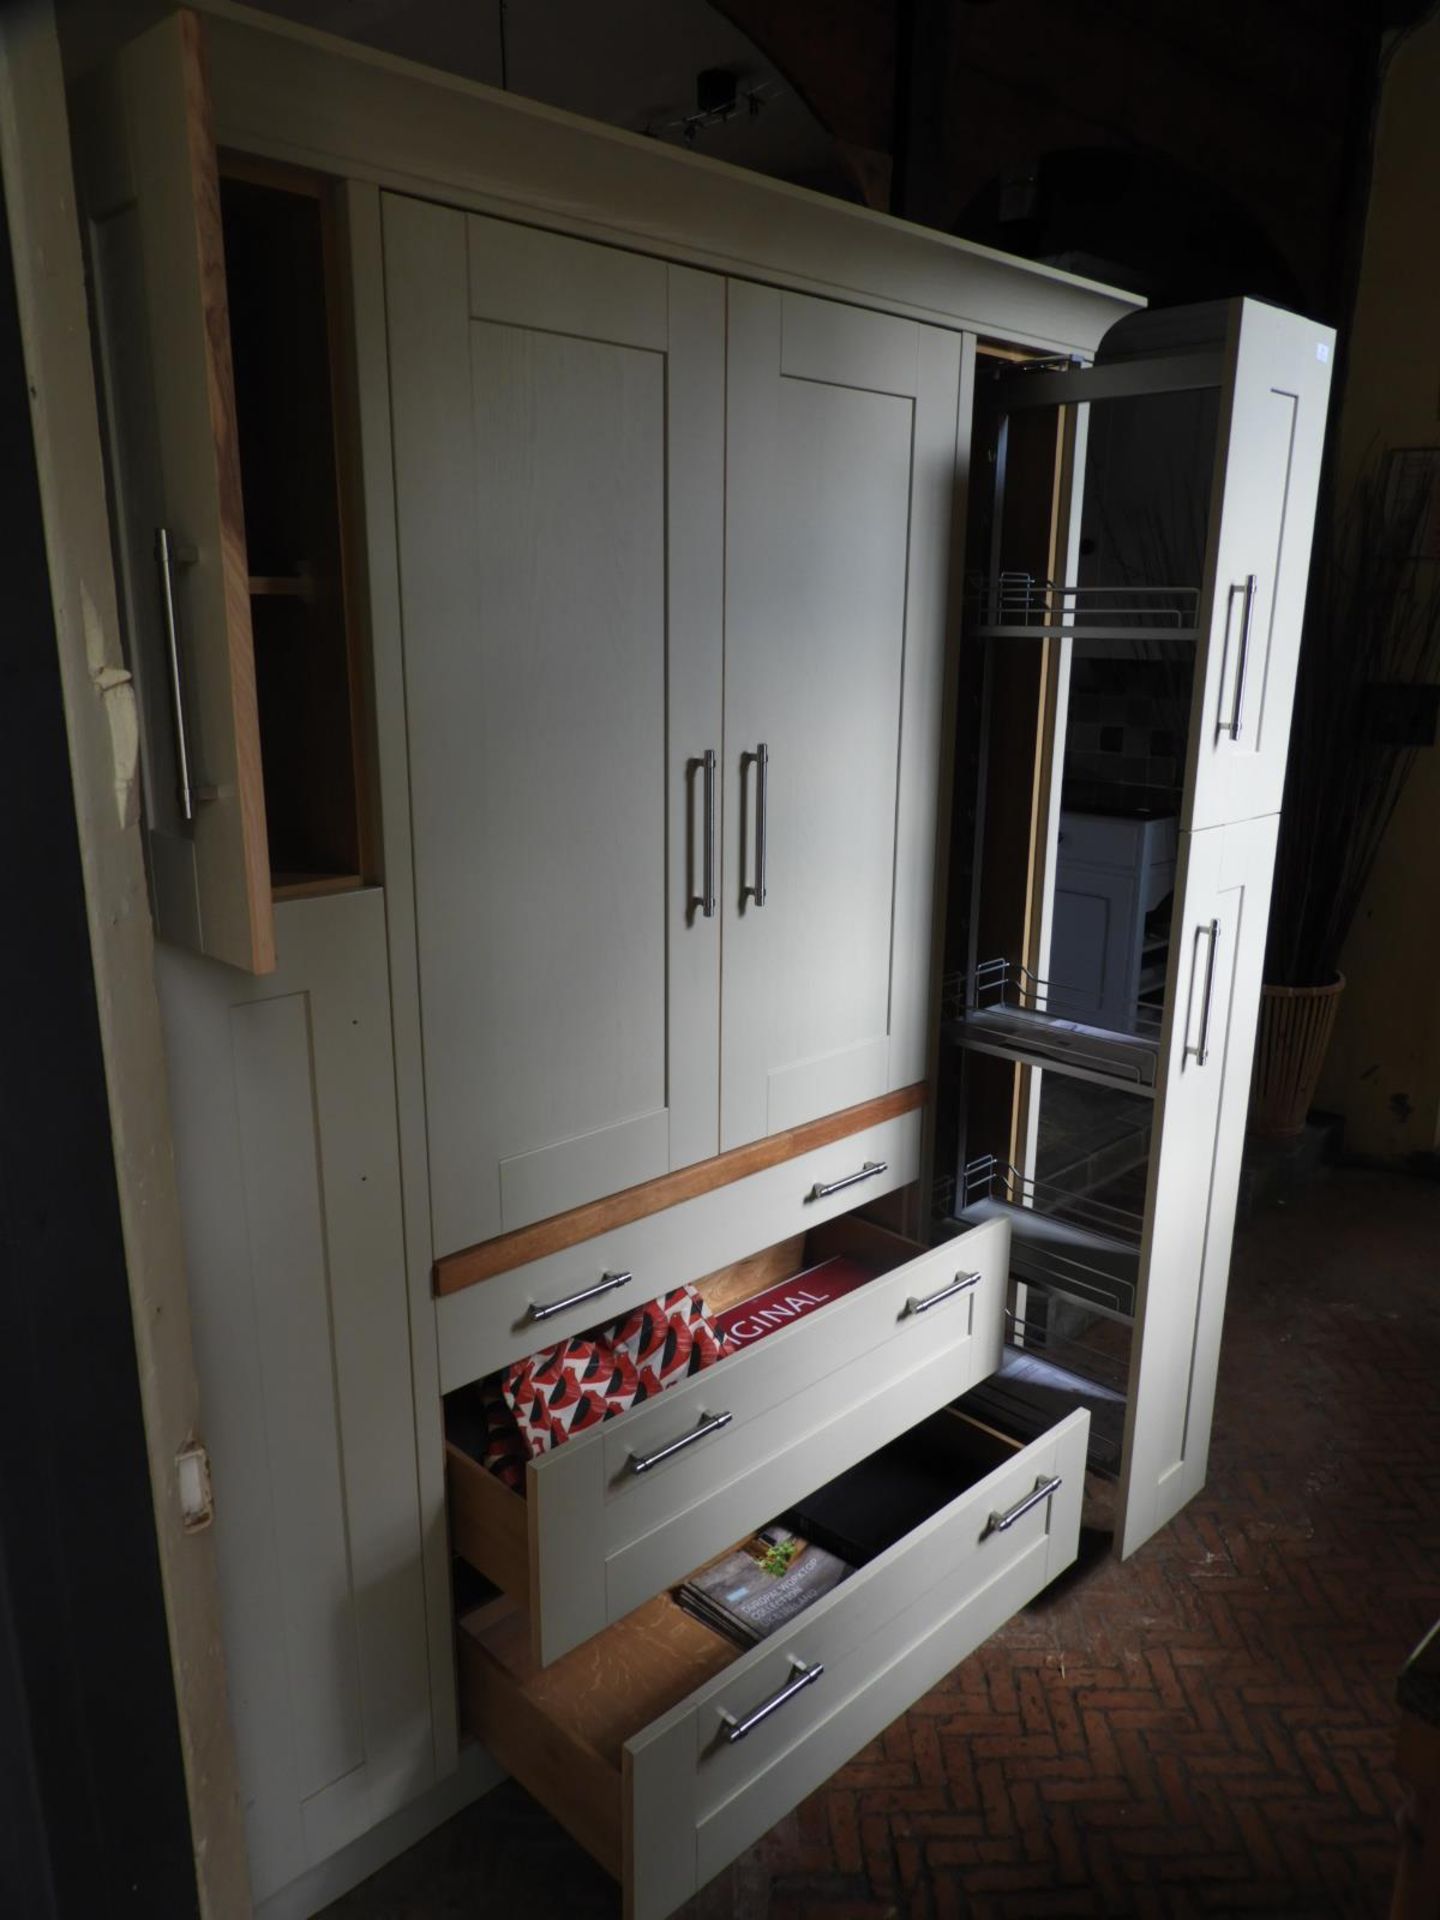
[384,200,964,1257]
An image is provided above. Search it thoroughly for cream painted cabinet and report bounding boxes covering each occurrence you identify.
[73,9,1215,1918]
[951,295,1333,1563]
[387,203,968,1254]
[720,285,963,1149]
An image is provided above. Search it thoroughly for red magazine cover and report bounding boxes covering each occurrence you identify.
[714,1255,880,1350]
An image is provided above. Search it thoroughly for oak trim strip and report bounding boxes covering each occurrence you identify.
[434,1083,928,1296]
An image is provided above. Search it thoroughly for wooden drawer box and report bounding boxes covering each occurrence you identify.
[459,1402,1089,1920]
[434,1108,922,1390]
[446,1211,1010,1665]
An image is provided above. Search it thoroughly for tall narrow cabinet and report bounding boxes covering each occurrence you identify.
[947,296,1332,1559]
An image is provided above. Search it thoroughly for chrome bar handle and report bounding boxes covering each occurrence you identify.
[155,527,196,822]
[721,1657,824,1743]
[809,1159,887,1202]
[1185,918,1222,1066]
[696,748,717,918]
[985,1473,1063,1537]
[628,1409,732,1476]
[1225,574,1256,740]
[905,1270,982,1316]
[746,742,769,906]
[527,1269,633,1324]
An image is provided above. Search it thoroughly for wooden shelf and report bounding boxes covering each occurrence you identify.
[222,163,372,896]
[248,573,310,598]
[271,872,365,902]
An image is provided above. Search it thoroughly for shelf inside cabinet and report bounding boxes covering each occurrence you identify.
[970,574,1200,645]
[220,163,370,894]
[271,872,365,902]
[957,1154,1140,1323]
[944,962,1161,1094]
[960,1338,1129,1478]
[248,573,313,599]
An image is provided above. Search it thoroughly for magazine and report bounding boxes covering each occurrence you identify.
[712,1254,878,1351]
[675,1525,852,1648]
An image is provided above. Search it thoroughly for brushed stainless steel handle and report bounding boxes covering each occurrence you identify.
[1225,574,1256,740]
[527,1269,632,1324]
[155,526,196,822]
[985,1473,1063,1536]
[628,1409,732,1476]
[694,748,717,919]
[721,1657,824,1743]
[809,1159,887,1202]
[1185,918,1222,1066]
[745,742,769,906]
[905,1270,982,1316]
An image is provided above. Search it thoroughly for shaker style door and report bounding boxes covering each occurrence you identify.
[1117,813,1278,1556]
[83,11,275,971]
[720,284,964,1151]
[386,200,724,1256]
[1182,299,1333,831]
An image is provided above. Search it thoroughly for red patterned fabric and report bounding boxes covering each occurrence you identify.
[481,1285,729,1491]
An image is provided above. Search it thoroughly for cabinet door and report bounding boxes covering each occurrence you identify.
[721,285,963,1150]
[1183,299,1333,831]
[155,893,431,1898]
[386,201,723,1256]
[81,11,274,971]
[1117,813,1278,1557]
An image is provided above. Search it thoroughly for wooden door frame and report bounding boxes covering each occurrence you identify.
[0,8,251,1914]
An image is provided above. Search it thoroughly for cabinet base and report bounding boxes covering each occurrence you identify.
[253,1746,502,1920]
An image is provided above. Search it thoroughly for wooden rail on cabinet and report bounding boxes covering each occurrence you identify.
[433,1083,927,1296]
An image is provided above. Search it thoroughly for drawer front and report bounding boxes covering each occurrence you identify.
[627,1408,1089,1920]
[435,1109,920,1391]
[525,1216,1009,1663]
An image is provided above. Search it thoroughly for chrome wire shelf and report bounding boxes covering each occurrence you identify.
[1004,1311,1132,1398]
[959,1330,1130,1477]
[970,572,1200,643]
[959,1154,1141,1323]
[944,959,1162,1093]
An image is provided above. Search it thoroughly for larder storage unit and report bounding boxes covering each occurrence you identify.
[941,298,1332,1559]
[73,8,1330,1917]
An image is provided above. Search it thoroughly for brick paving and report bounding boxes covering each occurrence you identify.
[326,1168,1440,1919]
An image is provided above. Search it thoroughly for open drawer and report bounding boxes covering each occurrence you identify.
[446,1211,1010,1664]
[459,1401,1089,1920]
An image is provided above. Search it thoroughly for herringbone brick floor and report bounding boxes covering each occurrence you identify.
[327,1168,1440,1919]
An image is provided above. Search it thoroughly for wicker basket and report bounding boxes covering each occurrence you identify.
[1248,974,1345,1139]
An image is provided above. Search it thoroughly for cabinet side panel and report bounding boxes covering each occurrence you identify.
[341,181,457,1772]
[889,322,965,1093]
